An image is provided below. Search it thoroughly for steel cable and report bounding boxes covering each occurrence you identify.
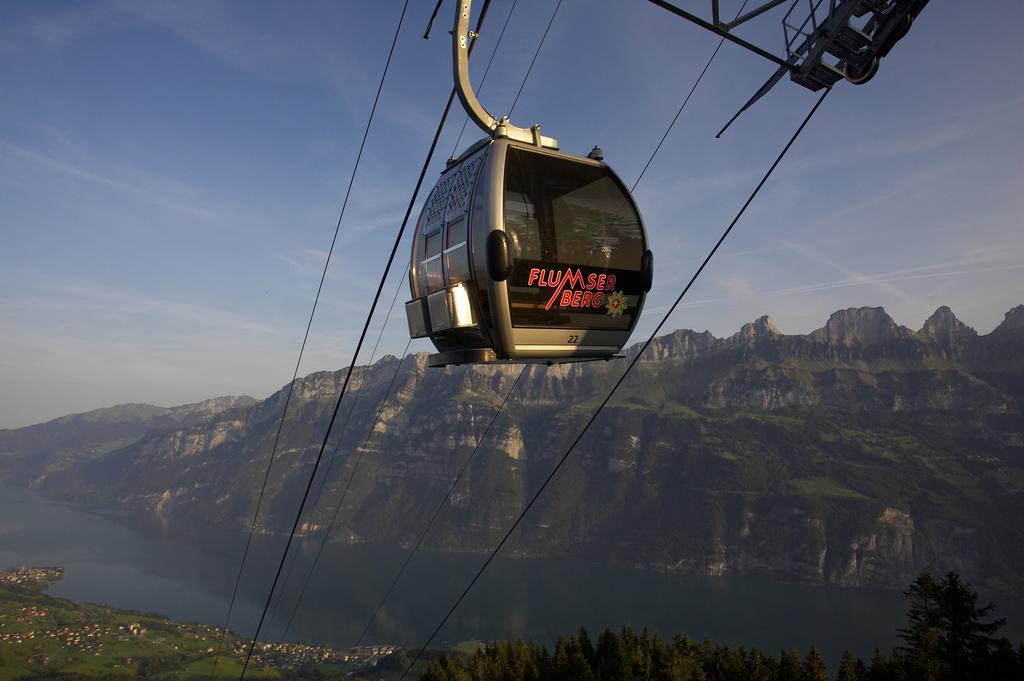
[630,0,751,193]
[236,1,495,676]
[265,269,410,638]
[353,364,528,646]
[208,1,410,677]
[337,0,741,651]
[269,0,514,643]
[508,0,563,117]
[276,0,566,648]
[397,87,831,680]
[325,0,576,647]
[274,336,414,643]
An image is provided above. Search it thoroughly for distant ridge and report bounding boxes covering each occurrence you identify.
[3,306,1023,595]
[0,395,256,484]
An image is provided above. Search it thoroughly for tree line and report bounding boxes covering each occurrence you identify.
[419,572,1023,681]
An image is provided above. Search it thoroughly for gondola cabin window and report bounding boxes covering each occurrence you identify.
[503,147,644,329]
[423,229,444,292]
[444,217,471,285]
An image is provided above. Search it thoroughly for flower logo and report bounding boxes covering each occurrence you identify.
[605,290,627,316]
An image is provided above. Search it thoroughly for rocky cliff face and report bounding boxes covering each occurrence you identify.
[996,305,1024,331]
[10,306,1024,595]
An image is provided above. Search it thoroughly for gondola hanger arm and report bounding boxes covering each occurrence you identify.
[453,0,559,149]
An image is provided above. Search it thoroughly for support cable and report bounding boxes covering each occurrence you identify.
[275,336,414,643]
[281,0,554,643]
[276,337,415,647]
[354,365,528,646]
[263,389,359,635]
[575,0,750,271]
[508,0,563,116]
[333,0,748,655]
[266,270,409,637]
[237,2,494,676]
[321,0,575,643]
[630,0,751,193]
[208,2,410,677]
[423,0,445,39]
[273,0,519,635]
[397,87,831,680]
[272,0,506,643]
[344,0,742,641]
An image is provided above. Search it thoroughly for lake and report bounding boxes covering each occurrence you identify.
[2,485,1020,668]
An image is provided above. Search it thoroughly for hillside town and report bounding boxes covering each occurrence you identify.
[0,566,63,590]
[1,565,401,677]
[245,640,400,669]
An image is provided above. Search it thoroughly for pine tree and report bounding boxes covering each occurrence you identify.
[836,650,865,681]
[650,634,704,681]
[663,635,705,681]
[897,573,945,680]
[863,648,890,681]
[744,648,776,681]
[510,638,542,681]
[577,628,596,669]
[698,639,741,681]
[551,634,595,681]
[778,648,802,681]
[628,627,654,680]
[937,571,1006,680]
[422,655,472,681]
[800,645,829,681]
[595,628,634,681]
[896,571,1010,681]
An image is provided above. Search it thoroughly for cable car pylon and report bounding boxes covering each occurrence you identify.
[646,0,930,136]
[405,0,654,368]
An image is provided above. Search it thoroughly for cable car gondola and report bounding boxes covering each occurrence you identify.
[405,0,653,368]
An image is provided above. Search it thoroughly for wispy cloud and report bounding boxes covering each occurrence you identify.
[779,93,1021,178]
[30,5,118,45]
[0,140,223,224]
[643,261,1024,319]
[109,0,379,118]
[782,240,919,304]
[12,281,282,336]
[0,2,124,49]
[717,277,754,300]
[767,263,1024,298]
[274,247,384,295]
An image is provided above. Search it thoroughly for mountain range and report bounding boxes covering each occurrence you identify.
[2,305,1022,595]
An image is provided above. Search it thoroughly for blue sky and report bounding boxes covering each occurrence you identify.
[1,0,1022,428]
